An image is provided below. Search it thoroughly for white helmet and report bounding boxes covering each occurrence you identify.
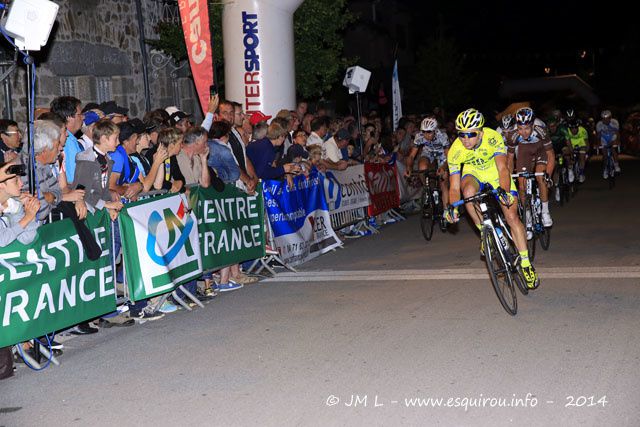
[420,117,438,132]
[501,114,514,130]
[601,110,612,119]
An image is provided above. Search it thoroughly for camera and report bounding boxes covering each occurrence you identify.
[5,164,26,176]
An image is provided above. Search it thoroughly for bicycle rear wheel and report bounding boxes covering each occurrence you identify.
[420,191,435,241]
[482,227,517,315]
[524,205,536,262]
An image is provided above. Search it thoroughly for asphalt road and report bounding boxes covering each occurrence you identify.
[1,156,639,427]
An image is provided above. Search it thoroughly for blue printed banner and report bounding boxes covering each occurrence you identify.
[263,171,342,266]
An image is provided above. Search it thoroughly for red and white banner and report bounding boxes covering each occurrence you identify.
[179,0,215,113]
[365,162,400,217]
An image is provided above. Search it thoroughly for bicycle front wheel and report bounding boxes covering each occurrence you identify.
[482,227,517,315]
[420,191,435,241]
[540,226,551,250]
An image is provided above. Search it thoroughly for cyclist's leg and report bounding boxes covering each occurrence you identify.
[612,141,621,171]
[437,158,449,206]
[460,172,482,228]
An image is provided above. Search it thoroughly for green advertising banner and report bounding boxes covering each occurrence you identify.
[120,193,203,301]
[0,210,116,347]
[192,185,266,271]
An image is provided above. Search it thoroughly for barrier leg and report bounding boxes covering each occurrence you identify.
[171,291,192,311]
[178,285,204,308]
[12,345,41,369]
[35,341,60,366]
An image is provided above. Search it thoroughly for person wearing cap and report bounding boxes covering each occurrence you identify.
[109,121,145,200]
[99,101,129,124]
[0,161,40,246]
[51,96,84,182]
[80,109,105,149]
[170,110,193,133]
[249,110,272,127]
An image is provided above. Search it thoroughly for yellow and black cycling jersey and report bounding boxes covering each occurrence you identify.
[448,128,507,175]
[447,127,516,192]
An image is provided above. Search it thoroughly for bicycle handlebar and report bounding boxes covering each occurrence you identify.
[450,186,504,208]
[511,172,546,178]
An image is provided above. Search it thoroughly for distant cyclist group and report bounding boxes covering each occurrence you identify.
[403,106,621,313]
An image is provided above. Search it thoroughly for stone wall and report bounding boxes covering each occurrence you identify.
[0,0,200,126]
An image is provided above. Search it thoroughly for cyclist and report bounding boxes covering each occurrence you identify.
[565,118,589,183]
[548,118,572,201]
[497,114,516,138]
[446,108,539,289]
[505,107,554,234]
[404,117,450,206]
[596,110,621,177]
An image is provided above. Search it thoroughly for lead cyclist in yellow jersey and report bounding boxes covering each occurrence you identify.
[446,108,539,289]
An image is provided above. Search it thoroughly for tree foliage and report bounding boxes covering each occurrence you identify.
[409,33,474,113]
[293,0,355,99]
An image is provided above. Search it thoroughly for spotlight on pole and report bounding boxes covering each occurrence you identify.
[342,66,371,157]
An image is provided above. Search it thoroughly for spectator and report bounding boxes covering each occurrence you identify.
[301,112,314,134]
[219,101,258,194]
[0,162,40,246]
[99,101,128,124]
[177,127,212,189]
[322,128,350,171]
[109,122,145,201]
[296,100,308,122]
[251,121,268,142]
[80,109,104,149]
[130,121,168,193]
[307,116,329,147]
[284,129,310,164]
[246,121,301,180]
[0,119,22,163]
[153,128,185,193]
[50,96,84,182]
[207,121,241,184]
[169,110,193,134]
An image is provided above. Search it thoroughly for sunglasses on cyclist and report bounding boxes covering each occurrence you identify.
[458,131,478,139]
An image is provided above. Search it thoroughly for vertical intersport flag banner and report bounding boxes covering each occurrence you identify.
[191,185,266,270]
[392,59,403,131]
[0,210,115,347]
[365,161,401,216]
[120,193,202,301]
[179,0,215,113]
[319,165,370,214]
[263,172,342,266]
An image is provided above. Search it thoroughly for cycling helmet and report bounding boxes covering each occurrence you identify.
[601,110,612,119]
[566,109,575,120]
[567,118,579,128]
[420,117,438,132]
[515,107,535,126]
[501,114,514,130]
[455,108,484,131]
[551,109,562,119]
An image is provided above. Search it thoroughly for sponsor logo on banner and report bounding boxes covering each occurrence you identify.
[365,162,400,216]
[179,0,215,112]
[321,165,370,214]
[263,172,342,266]
[242,11,261,114]
[0,210,116,347]
[121,194,202,300]
[192,185,266,271]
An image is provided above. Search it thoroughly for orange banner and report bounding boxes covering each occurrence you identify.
[179,0,214,113]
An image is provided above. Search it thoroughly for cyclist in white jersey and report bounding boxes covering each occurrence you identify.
[596,110,621,177]
[404,117,450,206]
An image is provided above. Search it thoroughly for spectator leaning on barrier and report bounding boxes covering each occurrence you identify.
[130,120,169,193]
[307,116,328,147]
[177,127,212,189]
[21,120,87,221]
[0,119,22,163]
[71,119,124,218]
[219,100,258,194]
[0,162,40,246]
[36,112,87,211]
[153,128,186,193]
[284,129,310,164]
[322,128,350,171]
[246,121,301,180]
[50,96,84,182]
[110,121,145,201]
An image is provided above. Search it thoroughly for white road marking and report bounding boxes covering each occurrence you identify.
[261,267,640,282]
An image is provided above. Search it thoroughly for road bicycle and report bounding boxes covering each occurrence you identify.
[450,186,529,315]
[411,170,448,241]
[512,171,551,261]
[602,145,617,189]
